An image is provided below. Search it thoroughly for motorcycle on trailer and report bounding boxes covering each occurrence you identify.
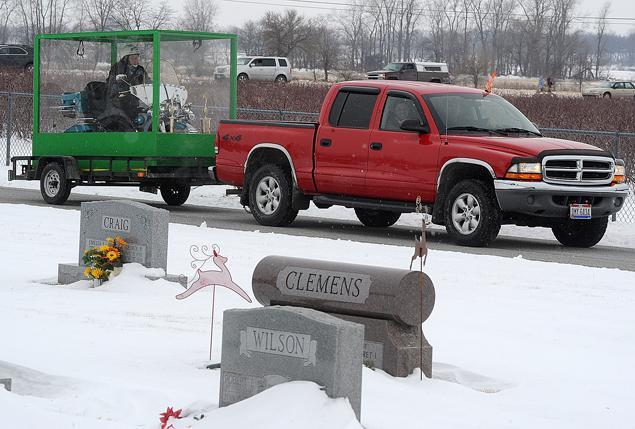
[9,29,238,206]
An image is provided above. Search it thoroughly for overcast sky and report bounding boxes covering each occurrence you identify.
[214,0,635,36]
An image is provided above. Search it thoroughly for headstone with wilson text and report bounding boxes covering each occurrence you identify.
[252,255,435,377]
[219,306,364,420]
[58,200,170,284]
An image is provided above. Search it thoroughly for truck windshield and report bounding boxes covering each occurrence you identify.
[237,57,252,65]
[424,93,540,136]
[385,63,403,71]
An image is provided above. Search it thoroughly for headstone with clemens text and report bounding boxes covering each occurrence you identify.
[219,306,364,420]
[58,200,170,284]
[252,255,435,378]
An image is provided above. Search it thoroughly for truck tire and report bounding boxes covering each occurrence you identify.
[238,73,249,82]
[354,209,401,227]
[551,217,608,247]
[444,179,501,247]
[160,183,191,206]
[40,162,71,205]
[275,74,287,83]
[249,165,298,227]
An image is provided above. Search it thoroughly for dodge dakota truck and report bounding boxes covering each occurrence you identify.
[214,81,628,247]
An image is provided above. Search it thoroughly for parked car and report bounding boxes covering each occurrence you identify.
[367,62,452,83]
[214,56,292,82]
[582,81,635,98]
[0,44,34,71]
[214,80,628,248]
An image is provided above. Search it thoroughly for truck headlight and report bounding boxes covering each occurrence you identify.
[505,162,542,181]
[613,162,626,184]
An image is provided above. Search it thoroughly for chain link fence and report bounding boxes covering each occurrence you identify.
[2,94,633,222]
[540,128,635,223]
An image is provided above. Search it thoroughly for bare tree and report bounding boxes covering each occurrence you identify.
[261,9,311,57]
[111,0,173,31]
[81,0,116,31]
[0,0,15,43]
[337,0,367,70]
[313,19,341,81]
[183,0,217,32]
[15,0,72,42]
[237,20,265,55]
[594,2,610,78]
[518,0,551,77]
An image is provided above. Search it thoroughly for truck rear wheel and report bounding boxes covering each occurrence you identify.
[354,209,401,227]
[552,217,608,247]
[444,179,501,247]
[249,165,298,227]
[160,183,190,206]
[40,162,71,205]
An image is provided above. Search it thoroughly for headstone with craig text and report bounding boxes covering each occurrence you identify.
[219,306,364,420]
[58,200,169,284]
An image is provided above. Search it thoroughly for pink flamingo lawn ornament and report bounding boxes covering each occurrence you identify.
[176,244,252,361]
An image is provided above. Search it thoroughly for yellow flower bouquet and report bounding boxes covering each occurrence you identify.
[82,236,128,283]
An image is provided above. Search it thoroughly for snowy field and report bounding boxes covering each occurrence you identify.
[1,202,635,428]
[1,166,634,248]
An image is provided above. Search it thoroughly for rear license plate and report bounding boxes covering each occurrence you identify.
[570,203,592,219]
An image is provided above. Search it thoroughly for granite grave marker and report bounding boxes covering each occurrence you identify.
[58,200,170,284]
[220,306,364,420]
[252,255,435,377]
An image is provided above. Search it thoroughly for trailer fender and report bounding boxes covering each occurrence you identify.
[36,157,80,180]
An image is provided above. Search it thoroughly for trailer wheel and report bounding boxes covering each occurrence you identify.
[248,165,298,226]
[160,183,191,206]
[354,209,401,227]
[40,162,71,205]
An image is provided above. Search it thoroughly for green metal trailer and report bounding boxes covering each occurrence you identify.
[9,29,237,205]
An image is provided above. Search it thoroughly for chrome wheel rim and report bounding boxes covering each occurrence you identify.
[255,176,281,215]
[451,193,481,235]
[44,170,61,197]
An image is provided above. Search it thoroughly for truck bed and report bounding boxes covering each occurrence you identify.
[216,119,319,192]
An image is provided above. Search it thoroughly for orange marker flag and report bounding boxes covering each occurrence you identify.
[484,70,497,96]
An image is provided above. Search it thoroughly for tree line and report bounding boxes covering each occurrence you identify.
[0,0,633,80]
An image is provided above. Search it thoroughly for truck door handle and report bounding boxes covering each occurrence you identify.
[370,142,383,150]
[320,139,332,147]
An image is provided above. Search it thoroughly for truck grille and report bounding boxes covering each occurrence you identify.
[542,155,614,185]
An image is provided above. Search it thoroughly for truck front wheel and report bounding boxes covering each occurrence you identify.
[40,162,71,205]
[444,179,501,247]
[355,209,401,227]
[249,165,298,227]
[552,217,608,247]
[160,183,190,206]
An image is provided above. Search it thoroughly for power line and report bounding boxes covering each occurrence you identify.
[220,0,635,25]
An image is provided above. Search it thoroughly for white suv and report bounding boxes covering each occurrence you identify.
[214,56,292,82]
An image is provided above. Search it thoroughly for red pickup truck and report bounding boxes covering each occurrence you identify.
[214,81,628,247]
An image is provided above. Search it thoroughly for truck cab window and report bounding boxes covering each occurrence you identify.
[380,96,423,131]
[329,91,378,129]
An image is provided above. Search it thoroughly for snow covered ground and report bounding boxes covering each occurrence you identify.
[1,203,635,428]
[1,166,634,248]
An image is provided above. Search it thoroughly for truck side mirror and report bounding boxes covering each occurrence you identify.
[400,119,429,134]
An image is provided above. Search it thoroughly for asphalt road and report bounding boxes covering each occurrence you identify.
[1,186,634,272]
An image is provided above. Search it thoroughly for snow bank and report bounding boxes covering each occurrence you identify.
[1,204,634,428]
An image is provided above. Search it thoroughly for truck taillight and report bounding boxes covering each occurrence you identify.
[215,133,220,155]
